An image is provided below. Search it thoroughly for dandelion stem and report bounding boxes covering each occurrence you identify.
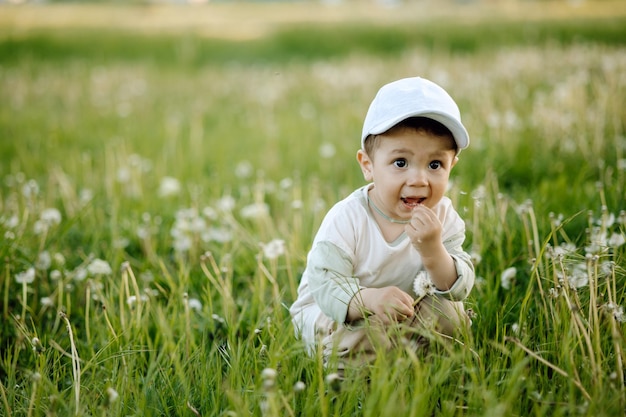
[21,281,27,325]
[85,286,91,346]
[60,312,81,415]
[506,337,591,401]
[0,378,12,417]
[26,377,38,417]
[2,262,9,320]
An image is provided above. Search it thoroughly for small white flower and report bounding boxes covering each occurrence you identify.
[501,267,517,290]
[216,195,236,212]
[565,263,589,289]
[36,251,51,271]
[21,179,39,198]
[470,251,482,265]
[40,297,54,307]
[235,160,254,178]
[202,206,218,220]
[188,298,203,311]
[87,259,113,276]
[240,203,269,219]
[15,268,36,284]
[79,188,93,204]
[279,178,293,189]
[319,142,336,159]
[158,176,181,198]
[413,270,435,298]
[202,227,233,243]
[73,267,88,282]
[4,215,19,229]
[106,387,119,404]
[260,239,286,260]
[293,381,306,392]
[607,232,625,248]
[40,208,62,225]
[53,253,66,266]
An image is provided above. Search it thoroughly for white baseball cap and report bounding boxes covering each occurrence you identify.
[361,77,470,153]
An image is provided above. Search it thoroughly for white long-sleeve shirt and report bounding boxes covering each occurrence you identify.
[290,184,474,348]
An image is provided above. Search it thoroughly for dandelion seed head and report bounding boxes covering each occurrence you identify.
[500,267,516,290]
[279,177,293,189]
[15,268,35,284]
[413,271,435,298]
[106,387,119,405]
[53,253,66,266]
[158,176,181,198]
[293,381,306,392]
[319,142,336,159]
[71,267,87,282]
[22,179,40,198]
[235,160,254,179]
[240,202,269,219]
[325,373,342,392]
[260,239,286,260]
[87,259,113,276]
[202,206,218,220]
[607,232,625,248]
[36,251,51,271]
[40,208,62,226]
[216,195,236,212]
[188,298,203,311]
[261,367,277,390]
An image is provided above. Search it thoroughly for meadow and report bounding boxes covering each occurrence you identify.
[1,2,626,416]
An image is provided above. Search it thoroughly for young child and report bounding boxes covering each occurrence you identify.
[290,77,475,366]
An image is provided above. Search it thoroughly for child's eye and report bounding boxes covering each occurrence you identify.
[393,159,408,168]
[429,161,442,170]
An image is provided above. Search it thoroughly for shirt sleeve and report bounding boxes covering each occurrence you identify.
[305,240,361,324]
[433,230,475,301]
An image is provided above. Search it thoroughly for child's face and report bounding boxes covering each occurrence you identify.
[357,127,458,221]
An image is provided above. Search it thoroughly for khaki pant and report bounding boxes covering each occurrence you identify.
[315,295,469,369]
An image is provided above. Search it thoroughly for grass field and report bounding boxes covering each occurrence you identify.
[1,2,626,416]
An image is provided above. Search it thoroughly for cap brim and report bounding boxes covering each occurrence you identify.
[365,110,470,152]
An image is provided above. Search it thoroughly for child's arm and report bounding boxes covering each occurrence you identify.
[405,204,459,291]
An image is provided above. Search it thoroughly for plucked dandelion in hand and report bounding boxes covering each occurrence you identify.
[413,270,435,304]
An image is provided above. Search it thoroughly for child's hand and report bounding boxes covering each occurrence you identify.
[347,286,414,324]
[405,204,443,254]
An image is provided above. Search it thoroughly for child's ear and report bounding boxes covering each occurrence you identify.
[356,149,374,182]
[451,156,459,168]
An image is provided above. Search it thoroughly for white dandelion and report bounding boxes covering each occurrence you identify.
[501,267,517,290]
[413,270,435,298]
[15,268,36,284]
[240,202,269,219]
[260,239,286,260]
[158,176,181,198]
[87,259,113,276]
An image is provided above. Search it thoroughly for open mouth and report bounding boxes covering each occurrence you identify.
[401,197,426,208]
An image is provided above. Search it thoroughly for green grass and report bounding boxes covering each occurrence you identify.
[1,6,625,417]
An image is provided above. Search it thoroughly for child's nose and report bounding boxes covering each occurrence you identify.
[407,168,428,186]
